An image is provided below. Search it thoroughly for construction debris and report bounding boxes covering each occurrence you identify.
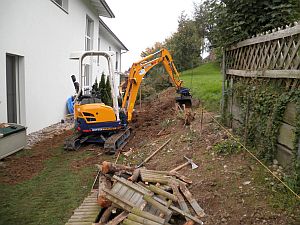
[87,160,205,225]
[170,156,198,173]
[137,138,172,168]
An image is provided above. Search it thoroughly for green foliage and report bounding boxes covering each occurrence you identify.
[180,62,222,112]
[198,0,300,49]
[164,12,204,71]
[213,139,242,155]
[99,72,107,103]
[91,77,101,99]
[105,78,112,106]
[91,72,113,106]
[224,78,300,192]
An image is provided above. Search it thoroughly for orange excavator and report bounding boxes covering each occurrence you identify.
[64,48,191,152]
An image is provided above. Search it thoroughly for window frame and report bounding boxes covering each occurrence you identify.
[51,0,68,13]
[85,16,94,51]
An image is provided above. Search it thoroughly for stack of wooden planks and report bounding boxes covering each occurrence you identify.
[92,161,205,225]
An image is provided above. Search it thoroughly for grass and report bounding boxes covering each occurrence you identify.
[0,148,97,225]
[180,62,222,112]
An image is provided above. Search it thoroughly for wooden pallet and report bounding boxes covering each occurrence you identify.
[65,190,100,225]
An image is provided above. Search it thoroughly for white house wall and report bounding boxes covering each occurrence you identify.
[0,0,119,133]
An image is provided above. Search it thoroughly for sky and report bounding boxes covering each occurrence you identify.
[102,0,197,72]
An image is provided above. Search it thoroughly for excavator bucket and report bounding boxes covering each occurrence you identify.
[176,87,192,108]
[176,96,192,108]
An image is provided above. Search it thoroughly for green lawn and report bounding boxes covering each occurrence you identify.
[0,148,97,225]
[180,62,222,112]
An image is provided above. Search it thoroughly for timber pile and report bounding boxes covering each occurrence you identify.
[93,161,205,225]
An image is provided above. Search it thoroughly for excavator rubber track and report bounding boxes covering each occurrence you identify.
[104,127,131,154]
[64,132,85,151]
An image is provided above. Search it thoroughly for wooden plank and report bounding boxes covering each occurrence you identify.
[170,182,190,221]
[111,181,123,193]
[279,37,295,69]
[271,39,285,69]
[179,184,205,218]
[150,196,203,224]
[228,24,300,50]
[265,41,278,69]
[106,211,129,225]
[74,209,99,213]
[66,223,92,225]
[278,122,296,149]
[283,102,297,126]
[98,206,113,224]
[148,184,177,202]
[276,144,294,168]
[226,69,300,79]
[140,169,169,175]
[137,138,171,168]
[128,214,162,225]
[123,219,144,225]
[143,195,172,216]
[103,188,135,210]
[131,208,165,223]
[129,192,143,205]
[285,39,300,69]
[118,184,130,197]
[124,188,136,201]
[112,176,152,195]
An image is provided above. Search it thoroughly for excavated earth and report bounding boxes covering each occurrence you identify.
[0,87,299,224]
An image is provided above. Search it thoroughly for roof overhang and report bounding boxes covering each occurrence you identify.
[88,0,115,18]
[99,18,128,51]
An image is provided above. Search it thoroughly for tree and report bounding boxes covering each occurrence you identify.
[91,77,101,99]
[165,12,204,71]
[99,72,108,104]
[197,0,300,49]
[105,77,112,106]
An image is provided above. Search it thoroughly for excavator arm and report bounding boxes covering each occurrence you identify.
[122,48,191,122]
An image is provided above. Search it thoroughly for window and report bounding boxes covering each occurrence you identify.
[6,54,25,125]
[85,16,94,51]
[115,52,119,71]
[51,0,68,12]
[84,16,94,90]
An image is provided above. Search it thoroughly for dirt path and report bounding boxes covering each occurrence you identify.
[0,87,299,224]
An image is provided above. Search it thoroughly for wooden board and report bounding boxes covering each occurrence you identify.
[277,122,296,150]
[276,144,294,168]
[65,190,100,225]
[283,102,297,126]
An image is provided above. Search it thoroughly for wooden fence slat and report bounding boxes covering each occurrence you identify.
[226,69,300,79]
[228,24,300,50]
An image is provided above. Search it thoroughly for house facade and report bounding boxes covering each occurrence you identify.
[0,0,128,133]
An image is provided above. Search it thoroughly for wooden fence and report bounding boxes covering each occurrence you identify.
[223,22,300,167]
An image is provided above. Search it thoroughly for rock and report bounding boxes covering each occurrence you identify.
[272,164,278,170]
[206,146,212,150]
[273,159,278,165]
[221,218,227,223]
[243,181,251,185]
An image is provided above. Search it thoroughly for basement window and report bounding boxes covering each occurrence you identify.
[51,0,68,13]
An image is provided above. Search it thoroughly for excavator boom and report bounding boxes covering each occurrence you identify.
[122,48,191,121]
